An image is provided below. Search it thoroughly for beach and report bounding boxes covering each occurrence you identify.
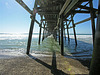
[0,33,93,74]
[0,53,90,75]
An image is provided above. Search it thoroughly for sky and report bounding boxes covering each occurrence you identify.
[0,0,99,34]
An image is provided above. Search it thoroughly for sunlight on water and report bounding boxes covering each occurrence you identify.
[0,33,93,59]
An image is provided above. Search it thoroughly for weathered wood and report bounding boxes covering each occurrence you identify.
[75,17,91,25]
[36,4,60,9]
[78,5,98,11]
[73,10,90,13]
[60,15,64,55]
[59,0,72,16]
[89,0,95,44]
[35,19,41,25]
[16,0,32,14]
[71,15,77,46]
[89,0,100,74]
[26,16,35,54]
[64,0,80,16]
[68,17,91,29]
[42,29,45,42]
[26,0,37,55]
[42,23,45,41]
[38,27,42,45]
[38,12,59,15]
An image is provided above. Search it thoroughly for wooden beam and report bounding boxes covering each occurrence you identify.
[73,10,90,13]
[78,5,98,11]
[59,0,72,16]
[35,19,40,25]
[75,17,91,25]
[16,0,32,14]
[36,4,60,9]
[68,17,93,29]
[41,19,57,22]
[64,0,80,16]
[38,11,59,15]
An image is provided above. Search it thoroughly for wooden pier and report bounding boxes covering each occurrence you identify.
[16,0,100,74]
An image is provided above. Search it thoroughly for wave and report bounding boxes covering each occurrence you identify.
[0,33,92,40]
[0,33,42,40]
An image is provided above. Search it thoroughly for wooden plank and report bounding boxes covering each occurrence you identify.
[64,0,80,16]
[59,0,72,16]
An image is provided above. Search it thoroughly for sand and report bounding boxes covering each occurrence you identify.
[0,52,90,75]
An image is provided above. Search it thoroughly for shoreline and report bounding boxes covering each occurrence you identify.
[0,53,90,75]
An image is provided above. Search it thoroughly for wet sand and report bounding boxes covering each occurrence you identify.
[0,52,90,75]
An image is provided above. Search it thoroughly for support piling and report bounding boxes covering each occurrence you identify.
[26,16,35,55]
[89,0,100,74]
[89,0,96,44]
[60,15,64,55]
[71,15,77,46]
[66,22,70,43]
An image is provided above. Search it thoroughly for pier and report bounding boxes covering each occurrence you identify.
[15,0,100,74]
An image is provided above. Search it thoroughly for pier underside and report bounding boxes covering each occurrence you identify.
[15,0,100,74]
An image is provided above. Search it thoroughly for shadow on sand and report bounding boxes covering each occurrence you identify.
[28,51,89,75]
[28,51,67,75]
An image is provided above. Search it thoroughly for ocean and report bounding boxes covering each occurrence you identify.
[0,33,93,60]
